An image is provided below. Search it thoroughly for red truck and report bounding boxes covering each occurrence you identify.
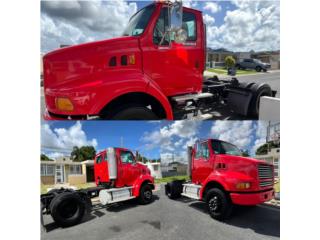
[165,139,275,220]
[41,147,155,227]
[43,1,276,120]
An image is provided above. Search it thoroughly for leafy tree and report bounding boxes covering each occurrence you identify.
[225,55,236,69]
[41,154,53,161]
[256,142,280,155]
[71,146,96,162]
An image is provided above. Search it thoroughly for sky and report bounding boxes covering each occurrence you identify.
[41,0,280,53]
[41,120,273,164]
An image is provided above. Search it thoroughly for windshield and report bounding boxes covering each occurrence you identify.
[123,4,155,36]
[211,140,242,156]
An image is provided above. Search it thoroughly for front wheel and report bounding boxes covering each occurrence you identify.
[255,66,262,72]
[138,184,153,205]
[206,188,233,221]
[102,104,159,120]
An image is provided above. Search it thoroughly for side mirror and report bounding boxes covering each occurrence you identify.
[169,1,183,31]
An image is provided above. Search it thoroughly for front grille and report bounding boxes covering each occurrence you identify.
[260,180,273,187]
[258,164,273,179]
[258,164,273,187]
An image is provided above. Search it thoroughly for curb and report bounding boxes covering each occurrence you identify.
[261,202,280,209]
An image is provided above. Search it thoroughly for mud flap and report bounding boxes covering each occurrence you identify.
[227,89,253,116]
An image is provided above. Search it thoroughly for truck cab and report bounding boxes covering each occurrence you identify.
[165,139,275,220]
[94,147,153,189]
[43,1,275,120]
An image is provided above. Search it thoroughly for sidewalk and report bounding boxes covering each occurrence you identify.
[204,69,280,78]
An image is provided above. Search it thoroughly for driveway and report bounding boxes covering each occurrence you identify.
[41,187,280,240]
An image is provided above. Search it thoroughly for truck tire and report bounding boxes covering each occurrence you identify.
[248,83,272,117]
[104,104,159,120]
[255,66,262,72]
[206,188,233,221]
[165,181,183,199]
[50,192,86,227]
[138,184,153,205]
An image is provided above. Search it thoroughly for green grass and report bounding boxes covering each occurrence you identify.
[41,182,96,194]
[155,175,189,184]
[207,68,257,76]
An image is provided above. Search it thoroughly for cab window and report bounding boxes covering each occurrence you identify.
[120,151,135,164]
[96,155,103,164]
[195,142,209,159]
[182,11,196,41]
[153,7,170,45]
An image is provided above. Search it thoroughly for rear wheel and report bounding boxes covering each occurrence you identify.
[50,192,86,227]
[103,104,159,120]
[138,184,153,205]
[248,83,272,117]
[165,181,183,199]
[206,188,233,221]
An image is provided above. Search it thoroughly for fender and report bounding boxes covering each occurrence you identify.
[200,171,255,199]
[132,175,155,197]
[92,71,174,119]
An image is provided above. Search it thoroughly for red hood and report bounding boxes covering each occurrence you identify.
[43,36,139,90]
[44,36,136,59]
[217,155,270,165]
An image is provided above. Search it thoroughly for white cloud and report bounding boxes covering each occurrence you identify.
[41,0,137,52]
[206,0,280,51]
[41,121,98,152]
[252,121,268,155]
[46,152,66,160]
[210,121,254,150]
[183,0,199,8]
[203,14,215,25]
[142,121,201,160]
[204,2,221,14]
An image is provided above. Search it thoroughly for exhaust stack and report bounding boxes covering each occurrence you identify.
[187,146,192,178]
[107,147,117,179]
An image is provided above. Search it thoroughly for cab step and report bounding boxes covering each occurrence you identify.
[172,93,213,102]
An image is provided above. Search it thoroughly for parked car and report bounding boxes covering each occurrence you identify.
[236,58,271,72]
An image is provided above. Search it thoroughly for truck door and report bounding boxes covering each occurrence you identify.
[142,7,203,96]
[118,149,139,187]
[192,141,213,184]
[94,151,109,185]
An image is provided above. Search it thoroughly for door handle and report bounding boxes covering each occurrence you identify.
[195,60,199,69]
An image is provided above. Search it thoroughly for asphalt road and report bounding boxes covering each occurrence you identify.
[235,71,280,98]
[40,70,280,120]
[41,186,280,240]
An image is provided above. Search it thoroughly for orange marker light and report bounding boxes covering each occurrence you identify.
[56,97,74,111]
[129,54,136,65]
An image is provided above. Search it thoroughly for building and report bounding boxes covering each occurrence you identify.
[142,162,162,179]
[41,157,95,185]
[206,48,280,70]
[255,148,280,178]
[255,122,280,178]
[161,162,188,177]
[251,51,280,70]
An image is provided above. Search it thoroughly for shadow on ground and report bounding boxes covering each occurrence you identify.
[42,195,160,233]
[187,200,280,238]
